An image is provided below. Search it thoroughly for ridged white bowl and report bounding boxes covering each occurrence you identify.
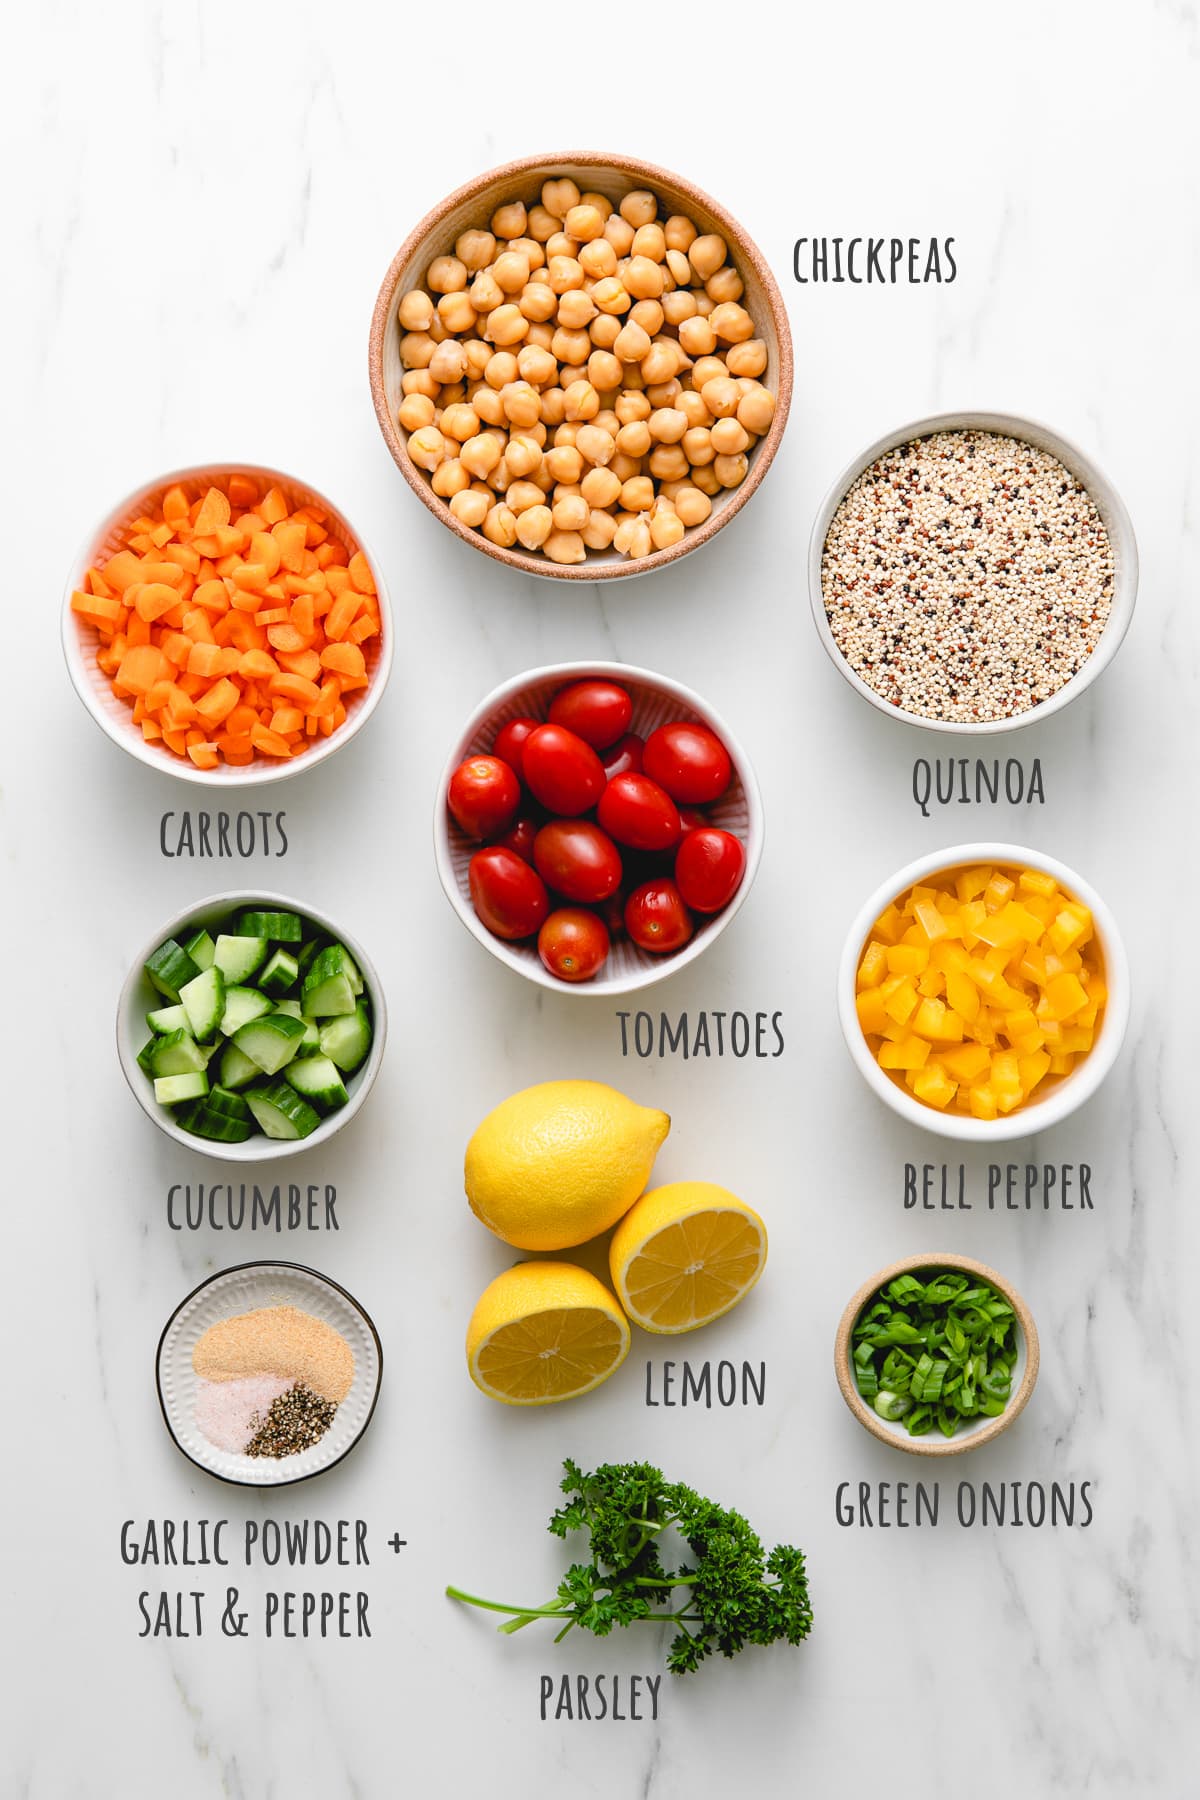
[434,661,763,994]
[62,462,393,785]
[117,890,387,1161]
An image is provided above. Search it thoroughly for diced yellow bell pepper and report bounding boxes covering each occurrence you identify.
[911,997,964,1042]
[954,866,991,903]
[855,989,888,1035]
[1048,1053,1075,1075]
[879,1036,931,1071]
[931,940,971,974]
[886,944,929,976]
[1059,1026,1095,1054]
[872,904,904,945]
[913,899,949,942]
[883,979,919,1026]
[1018,868,1059,899]
[857,940,889,990]
[1018,1051,1052,1094]
[968,1084,999,1120]
[910,1065,958,1109]
[945,969,980,1021]
[1041,970,1088,1021]
[938,1042,992,1082]
[984,872,1016,912]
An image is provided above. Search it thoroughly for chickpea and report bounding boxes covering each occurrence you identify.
[587,349,622,392]
[431,457,470,499]
[662,289,698,326]
[649,443,689,482]
[609,451,643,482]
[713,451,748,488]
[648,406,688,444]
[581,465,622,507]
[488,456,512,493]
[700,374,741,418]
[427,311,449,344]
[540,387,566,426]
[553,422,580,447]
[665,248,692,287]
[695,293,716,317]
[407,426,446,472]
[508,237,546,271]
[575,423,616,466]
[450,488,490,529]
[737,384,775,434]
[649,506,685,549]
[674,485,712,527]
[589,313,621,350]
[528,204,559,242]
[398,392,436,432]
[427,254,468,294]
[690,462,721,496]
[440,402,482,442]
[552,494,590,532]
[483,501,518,547]
[472,386,506,426]
[677,390,711,428]
[615,390,651,424]
[490,201,527,239]
[463,339,493,379]
[594,407,621,436]
[630,222,666,261]
[438,381,466,408]
[688,234,726,280]
[604,214,636,255]
[526,320,555,351]
[484,351,519,389]
[563,204,603,242]
[515,504,553,550]
[518,282,558,322]
[557,288,597,330]
[710,417,750,456]
[579,238,618,279]
[545,444,584,484]
[625,255,665,300]
[611,320,649,364]
[682,425,716,466]
[460,432,504,478]
[615,418,652,458]
[544,231,576,260]
[541,177,580,219]
[487,304,528,347]
[547,255,585,295]
[400,330,436,369]
[493,250,531,294]
[705,266,744,304]
[557,363,587,390]
[710,301,754,344]
[552,328,592,367]
[592,277,631,316]
[504,479,544,514]
[580,191,613,220]
[646,379,682,411]
[628,298,665,336]
[428,340,469,384]
[505,434,543,479]
[619,190,658,228]
[726,338,768,379]
[543,529,586,564]
[640,342,679,385]
[455,228,496,272]
[401,369,439,399]
[678,314,717,357]
[398,289,434,332]
[500,381,541,429]
[664,215,695,252]
[517,343,558,388]
[468,270,504,313]
[691,355,727,390]
[583,508,618,550]
[614,516,652,558]
[562,379,600,422]
[620,475,655,512]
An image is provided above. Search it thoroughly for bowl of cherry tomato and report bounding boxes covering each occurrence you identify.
[434,661,763,992]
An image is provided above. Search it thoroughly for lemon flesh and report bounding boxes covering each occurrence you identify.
[467,1262,631,1405]
[610,1182,768,1334]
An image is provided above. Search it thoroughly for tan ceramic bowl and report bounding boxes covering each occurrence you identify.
[834,1251,1040,1457]
[370,150,793,582]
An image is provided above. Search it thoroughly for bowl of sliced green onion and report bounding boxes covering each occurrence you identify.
[117,891,387,1161]
[834,1252,1039,1456]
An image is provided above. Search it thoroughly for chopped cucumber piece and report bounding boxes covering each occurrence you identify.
[149,1029,209,1077]
[213,933,269,984]
[218,1042,261,1091]
[258,948,299,997]
[236,909,304,942]
[273,999,320,1051]
[183,928,217,971]
[219,985,273,1038]
[318,1001,373,1074]
[233,1012,307,1076]
[145,938,202,1002]
[137,1038,157,1075]
[301,946,361,1018]
[285,1054,349,1113]
[175,1100,252,1143]
[179,966,225,1041]
[204,1085,251,1120]
[245,1080,321,1140]
[296,938,331,978]
[154,1071,210,1105]
[147,1003,189,1034]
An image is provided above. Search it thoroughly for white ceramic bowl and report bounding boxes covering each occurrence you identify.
[434,661,763,994]
[834,1251,1039,1457]
[62,462,394,785]
[156,1260,383,1487]
[118,890,387,1160]
[837,842,1130,1142]
[808,411,1138,735]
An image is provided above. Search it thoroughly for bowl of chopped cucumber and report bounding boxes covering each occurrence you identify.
[117,892,387,1159]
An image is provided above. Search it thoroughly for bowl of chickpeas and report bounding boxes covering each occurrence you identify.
[369,151,792,580]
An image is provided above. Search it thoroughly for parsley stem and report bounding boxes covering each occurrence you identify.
[444,1586,568,1623]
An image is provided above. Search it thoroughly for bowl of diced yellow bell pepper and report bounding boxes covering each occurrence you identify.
[839,844,1130,1140]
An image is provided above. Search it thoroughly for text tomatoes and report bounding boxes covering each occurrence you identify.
[548,679,633,750]
[533,820,623,904]
[468,847,549,940]
[601,732,645,780]
[448,756,521,839]
[521,724,606,815]
[624,878,694,953]
[492,717,540,781]
[538,909,610,982]
[643,722,733,805]
[597,773,682,852]
[675,827,746,913]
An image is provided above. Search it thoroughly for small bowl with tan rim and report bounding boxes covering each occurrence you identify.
[370,150,792,582]
[808,409,1138,734]
[834,1251,1039,1457]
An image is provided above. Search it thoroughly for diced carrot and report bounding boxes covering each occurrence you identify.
[142,718,164,742]
[290,592,315,638]
[226,704,259,737]
[115,645,170,695]
[227,473,260,509]
[162,727,189,755]
[348,615,378,645]
[134,582,180,622]
[325,590,361,640]
[320,642,365,679]
[251,722,293,757]
[269,672,321,706]
[274,519,307,571]
[162,485,191,527]
[102,550,144,592]
[254,608,290,626]
[126,612,153,648]
[140,560,185,588]
[195,678,241,726]
[325,566,352,593]
[267,623,313,654]
[249,532,281,577]
[276,649,321,680]
[71,589,122,627]
[162,542,202,574]
[237,650,278,680]
[159,631,192,667]
[348,551,377,595]
[270,706,305,734]
[193,578,230,612]
[260,487,289,525]
[193,487,232,536]
[132,696,147,724]
[187,642,231,679]
[145,679,175,712]
[187,742,220,770]
[181,608,215,645]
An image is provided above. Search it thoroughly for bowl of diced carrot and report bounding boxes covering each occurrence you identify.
[62,464,392,783]
[838,843,1130,1142]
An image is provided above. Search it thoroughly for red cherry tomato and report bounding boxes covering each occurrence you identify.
[675,827,746,913]
[492,717,539,781]
[624,879,694,954]
[533,820,623,904]
[597,773,682,852]
[521,724,606,816]
[448,755,521,839]
[548,679,634,750]
[538,908,611,982]
[601,732,645,780]
[679,805,709,831]
[643,722,733,804]
[495,812,539,865]
[468,847,549,940]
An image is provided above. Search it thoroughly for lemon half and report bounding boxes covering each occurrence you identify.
[466,1262,631,1405]
[609,1181,768,1334]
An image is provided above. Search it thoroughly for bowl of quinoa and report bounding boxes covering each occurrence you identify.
[809,412,1137,732]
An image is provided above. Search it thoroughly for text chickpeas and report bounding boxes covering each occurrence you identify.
[394,173,777,565]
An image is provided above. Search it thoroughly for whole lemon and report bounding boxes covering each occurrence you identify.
[464,1079,670,1250]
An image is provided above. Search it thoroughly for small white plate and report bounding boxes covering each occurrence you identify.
[156,1262,383,1486]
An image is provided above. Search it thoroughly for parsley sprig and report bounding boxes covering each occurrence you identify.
[446,1458,813,1675]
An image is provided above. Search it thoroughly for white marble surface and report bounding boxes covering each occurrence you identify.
[6,1,1200,1793]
